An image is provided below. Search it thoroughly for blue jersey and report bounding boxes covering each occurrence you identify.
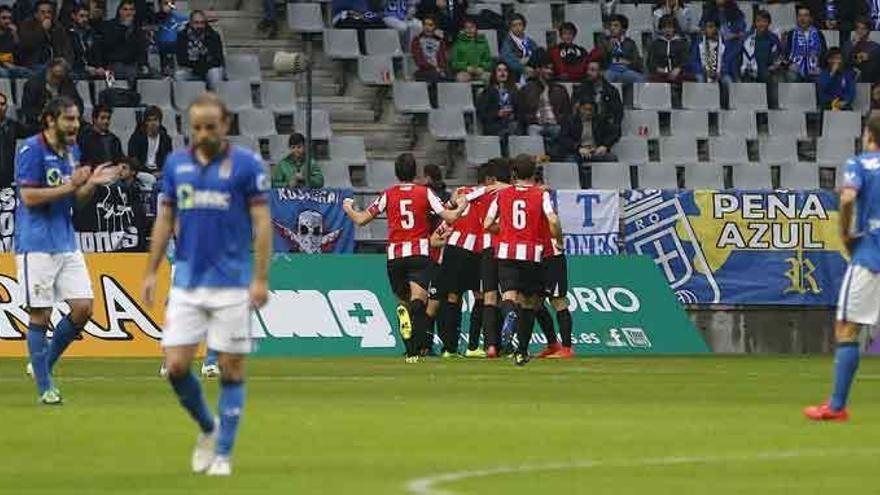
[14,134,80,254]
[161,144,269,289]
[843,151,880,272]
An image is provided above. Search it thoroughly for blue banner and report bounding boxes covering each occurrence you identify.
[270,188,355,254]
[622,190,847,306]
[555,190,620,255]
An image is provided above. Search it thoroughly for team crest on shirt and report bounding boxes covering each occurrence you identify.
[46,168,63,187]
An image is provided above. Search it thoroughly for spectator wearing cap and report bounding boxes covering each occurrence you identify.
[739,9,783,83]
[18,0,73,70]
[155,0,188,75]
[647,14,690,83]
[0,92,27,189]
[550,22,593,82]
[95,0,150,84]
[450,17,492,83]
[500,13,539,82]
[573,59,624,130]
[67,3,104,79]
[518,49,571,150]
[175,10,225,89]
[477,61,520,153]
[0,5,31,78]
[782,5,827,83]
[602,14,644,83]
[128,105,173,177]
[79,104,125,166]
[849,17,880,83]
[411,15,449,83]
[819,48,856,111]
[20,58,82,132]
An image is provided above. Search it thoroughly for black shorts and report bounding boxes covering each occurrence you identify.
[387,256,434,301]
[542,255,569,298]
[480,248,499,294]
[438,245,481,296]
[498,259,544,296]
[427,261,442,301]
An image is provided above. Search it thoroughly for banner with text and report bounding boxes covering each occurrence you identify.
[270,188,355,254]
[555,190,620,255]
[622,190,847,306]
[73,183,148,253]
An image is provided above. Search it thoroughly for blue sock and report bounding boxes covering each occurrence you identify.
[216,379,245,457]
[27,324,52,394]
[830,343,860,411]
[48,316,80,371]
[204,349,219,367]
[169,371,215,433]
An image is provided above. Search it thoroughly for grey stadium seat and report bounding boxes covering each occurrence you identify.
[77,80,94,120]
[171,135,186,149]
[295,109,333,140]
[622,110,660,138]
[438,83,475,113]
[238,109,277,137]
[367,160,397,189]
[109,107,138,136]
[173,81,207,111]
[709,136,749,163]
[226,54,262,83]
[359,55,395,85]
[215,80,254,113]
[729,83,768,110]
[139,79,173,110]
[161,109,179,136]
[633,83,672,110]
[767,110,807,137]
[777,82,817,111]
[759,137,798,164]
[479,30,499,58]
[614,138,649,165]
[779,162,820,189]
[428,109,466,140]
[509,135,545,157]
[288,2,324,33]
[590,163,630,189]
[719,110,757,138]
[266,134,291,163]
[321,160,353,189]
[323,29,361,59]
[329,136,368,165]
[682,82,721,111]
[816,137,858,164]
[369,218,389,241]
[822,30,840,49]
[564,3,603,37]
[516,3,552,32]
[365,29,403,57]
[465,135,501,165]
[228,135,259,151]
[684,163,724,189]
[854,83,872,114]
[617,4,653,32]
[0,78,12,103]
[670,110,709,137]
[525,29,548,49]
[731,163,772,189]
[763,3,796,32]
[637,164,678,189]
[393,81,431,113]
[822,111,862,138]
[543,162,579,189]
[659,136,699,163]
[261,81,297,114]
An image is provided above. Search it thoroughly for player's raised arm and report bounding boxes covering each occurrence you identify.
[74,162,121,204]
[483,196,499,231]
[16,147,88,207]
[343,196,379,226]
[431,189,465,223]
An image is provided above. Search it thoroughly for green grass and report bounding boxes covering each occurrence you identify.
[0,356,878,494]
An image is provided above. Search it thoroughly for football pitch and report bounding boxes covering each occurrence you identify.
[1,356,878,494]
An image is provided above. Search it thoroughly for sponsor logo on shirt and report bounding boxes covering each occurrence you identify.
[176,184,231,210]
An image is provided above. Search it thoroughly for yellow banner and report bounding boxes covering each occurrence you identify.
[0,254,171,357]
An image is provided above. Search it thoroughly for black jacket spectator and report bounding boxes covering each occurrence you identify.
[558,108,621,158]
[477,84,520,136]
[572,70,624,129]
[0,94,27,188]
[20,61,82,132]
[67,9,101,77]
[78,124,124,166]
[127,127,172,175]
[95,10,148,68]
[18,4,74,68]
[176,20,225,76]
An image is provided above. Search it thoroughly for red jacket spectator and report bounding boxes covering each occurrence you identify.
[410,15,449,82]
[549,22,595,81]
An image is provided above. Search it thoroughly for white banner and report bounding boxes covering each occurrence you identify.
[555,190,620,255]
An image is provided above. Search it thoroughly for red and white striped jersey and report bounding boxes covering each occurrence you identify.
[446,186,490,253]
[368,183,446,260]
[485,184,554,262]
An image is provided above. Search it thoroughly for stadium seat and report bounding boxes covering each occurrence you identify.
[526,29,548,49]
[294,109,333,140]
[614,138,649,165]
[323,29,361,59]
[261,81,297,115]
[109,107,138,137]
[465,135,501,165]
[758,137,798,164]
[718,110,757,138]
[777,82,817,111]
[287,2,324,33]
[670,110,709,137]
[767,110,807,137]
[161,109,179,136]
[173,81,207,111]
[633,83,672,110]
[590,162,630,189]
[479,30,499,58]
[816,137,858,164]
[76,80,93,120]
[681,82,721,111]
[564,3,603,38]
[266,134,290,163]
[659,136,699,163]
[226,54,262,84]
[321,160,353,189]
[358,55,395,85]
[637,164,678,189]
[367,160,397,189]
[393,81,431,113]
[731,163,772,189]
[683,163,724,189]
[617,4,653,32]
[509,135,546,157]
[854,83,872,114]
[228,135,259,151]
[543,162,579,189]
[763,3,796,32]
[238,109,277,137]
[709,136,749,163]
[215,80,254,113]
[329,136,368,166]
[779,162,820,189]
[474,3,502,16]
[428,109,467,140]
[365,30,403,57]
[622,110,660,138]
[369,218,388,240]
[171,135,186,149]
[14,78,25,104]
[139,79,174,111]
[822,30,840,49]
[729,83,768,110]
[822,111,862,138]
[438,83,475,113]
[0,78,11,103]
[516,3,552,32]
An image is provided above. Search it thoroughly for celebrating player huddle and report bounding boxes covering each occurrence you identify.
[344,154,568,365]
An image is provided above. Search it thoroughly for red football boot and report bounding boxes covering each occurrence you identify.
[803,402,849,422]
[549,346,575,359]
[536,343,563,358]
[486,345,499,359]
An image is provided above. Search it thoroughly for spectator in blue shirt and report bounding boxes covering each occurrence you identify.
[689,18,733,83]
[155,0,187,75]
[500,13,539,83]
[782,5,827,82]
[739,9,783,83]
[819,48,856,111]
[701,0,747,80]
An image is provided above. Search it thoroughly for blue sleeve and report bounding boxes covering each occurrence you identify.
[843,159,863,191]
[15,142,45,187]
[688,41,700,75]
[243,153,270,204]
[161,160,177,206]
[500,39,524,73]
